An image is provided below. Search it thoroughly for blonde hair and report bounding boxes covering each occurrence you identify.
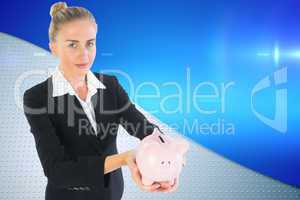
[48,2,97,42]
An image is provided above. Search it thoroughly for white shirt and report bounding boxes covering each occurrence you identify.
[51,67,106,134]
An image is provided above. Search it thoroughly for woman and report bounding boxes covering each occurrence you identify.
[23,2,176,200]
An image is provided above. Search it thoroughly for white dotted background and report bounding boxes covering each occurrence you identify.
[0,32,299,200]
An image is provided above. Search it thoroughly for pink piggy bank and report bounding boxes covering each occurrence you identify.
[135,128,189,186]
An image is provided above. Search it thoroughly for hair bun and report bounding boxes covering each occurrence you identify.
[50,2,68,18]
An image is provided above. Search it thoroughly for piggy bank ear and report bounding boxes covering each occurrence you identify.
[172,138,189,155]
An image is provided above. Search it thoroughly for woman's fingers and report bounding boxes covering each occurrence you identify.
[133,172,160,192]
[141,183,160,192]
[157,178,178,192]
[159,181,172,190]
[129,158,160,192]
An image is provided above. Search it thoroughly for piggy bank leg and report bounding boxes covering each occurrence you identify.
[169,178,175,185]
[142,177,154,186]
[169,177,179,192]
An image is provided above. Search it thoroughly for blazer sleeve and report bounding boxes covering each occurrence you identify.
[112,76,155,140]
[23,89,107,190]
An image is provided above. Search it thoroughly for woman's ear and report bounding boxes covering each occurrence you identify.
[49,42,58,57]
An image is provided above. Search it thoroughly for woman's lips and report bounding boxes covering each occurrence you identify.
[75,63,89,69]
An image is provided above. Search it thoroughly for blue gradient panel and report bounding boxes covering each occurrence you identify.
[2,0,299,187]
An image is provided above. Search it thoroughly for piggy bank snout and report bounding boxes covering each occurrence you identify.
[160,160,172,166]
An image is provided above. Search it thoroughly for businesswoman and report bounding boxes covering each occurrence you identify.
[22,2,176,200]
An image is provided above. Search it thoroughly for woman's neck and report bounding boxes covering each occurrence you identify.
[59,67,87,90]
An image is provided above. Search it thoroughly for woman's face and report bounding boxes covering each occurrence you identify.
[50,19,97,77]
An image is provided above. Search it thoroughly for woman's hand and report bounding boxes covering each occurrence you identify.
[123,150,177,192]
[124,150,160,192]
[156,178,178,193]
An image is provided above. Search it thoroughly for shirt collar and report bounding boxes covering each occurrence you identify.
[51,67,106,97]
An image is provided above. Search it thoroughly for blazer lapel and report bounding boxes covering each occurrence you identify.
[49,75,106,155]
[91,88,108,139]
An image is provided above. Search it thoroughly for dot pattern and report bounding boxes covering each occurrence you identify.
[0,32,299,200]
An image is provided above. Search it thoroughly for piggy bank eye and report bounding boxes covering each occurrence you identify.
[161,161,165,165]
[168,161,171,164]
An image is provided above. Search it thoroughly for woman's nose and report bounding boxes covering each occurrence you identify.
[78,47,89,59]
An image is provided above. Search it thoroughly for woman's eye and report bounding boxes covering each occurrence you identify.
[87,42,95,47]
[68,43,77,48]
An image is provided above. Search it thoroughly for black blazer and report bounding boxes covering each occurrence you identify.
[23,72,155,200]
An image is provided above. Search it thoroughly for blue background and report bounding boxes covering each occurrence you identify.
[1,0,299,187]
